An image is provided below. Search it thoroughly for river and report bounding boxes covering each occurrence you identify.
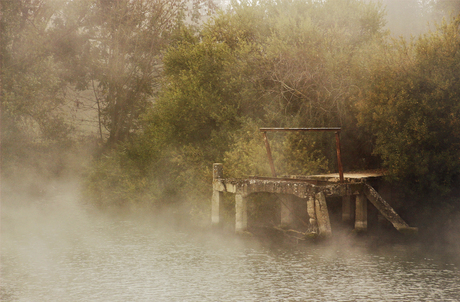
[2,183,460,301]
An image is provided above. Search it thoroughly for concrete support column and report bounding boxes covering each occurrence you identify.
[355,193,367,232]
[235,194,248,233]
[342,195,353,223]
[212,163,223,227]
[212,190,222,226]
[314,192,332,237]
[280,195,295,228]
[306,195,317,232]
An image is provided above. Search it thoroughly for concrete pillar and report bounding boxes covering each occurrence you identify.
[314,192,332,237]
[235,194,247,233]
[342,195,353,223]
[280,195,295,228]
[211,190,222,226]
[212,163,223,227]
[354,193,367,232]
[306,195,318,232]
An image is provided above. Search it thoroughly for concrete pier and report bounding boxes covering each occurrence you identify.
[355,193,367,231]
[211,163,223,227]
[315,192,332,237]
[211,190,222,226]
[211,164,417,236]
[306,196,317,232]
[235,194,248,233]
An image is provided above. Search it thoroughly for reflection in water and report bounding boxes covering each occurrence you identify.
[2,186,460,301]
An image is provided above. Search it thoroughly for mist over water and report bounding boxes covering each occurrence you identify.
[2,181,460,301]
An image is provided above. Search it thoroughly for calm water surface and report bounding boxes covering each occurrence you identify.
[2,186,460,301]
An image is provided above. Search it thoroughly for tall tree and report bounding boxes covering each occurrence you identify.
[60,0,216,147]
[357,16,460,194]
[141,0,388,178]
[83,0,389,208]
[1,0,75,178]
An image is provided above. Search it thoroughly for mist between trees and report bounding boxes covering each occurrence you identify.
[2,0,460,227]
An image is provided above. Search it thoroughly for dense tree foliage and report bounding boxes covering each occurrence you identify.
[83,0,388,213]
[54,0,216,146]
[1,0,77,180]
[358,16,460,195]
[86,1,460,213]
[1,0,214,185]
[143,0,387,175]
[3,0,460,224]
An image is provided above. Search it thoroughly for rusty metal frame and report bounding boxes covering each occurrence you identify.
[259,127,344,182]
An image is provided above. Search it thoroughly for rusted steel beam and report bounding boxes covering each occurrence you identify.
[260,127,343,180]
[260,127,341,132]
[335,131,344,183]
[262,131,277,177]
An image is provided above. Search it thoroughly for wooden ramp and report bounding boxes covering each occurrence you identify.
[211,163,417,237]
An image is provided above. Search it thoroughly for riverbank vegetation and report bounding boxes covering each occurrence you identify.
[2,0,460,232]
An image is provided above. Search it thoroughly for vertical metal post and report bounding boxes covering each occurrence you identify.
[262,131,277,177]
[335,131,344,183]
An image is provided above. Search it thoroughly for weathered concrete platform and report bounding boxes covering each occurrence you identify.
[211,163,417,237]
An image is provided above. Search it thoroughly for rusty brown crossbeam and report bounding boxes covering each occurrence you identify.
[260,127,341,132]
[260,127,344,182]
